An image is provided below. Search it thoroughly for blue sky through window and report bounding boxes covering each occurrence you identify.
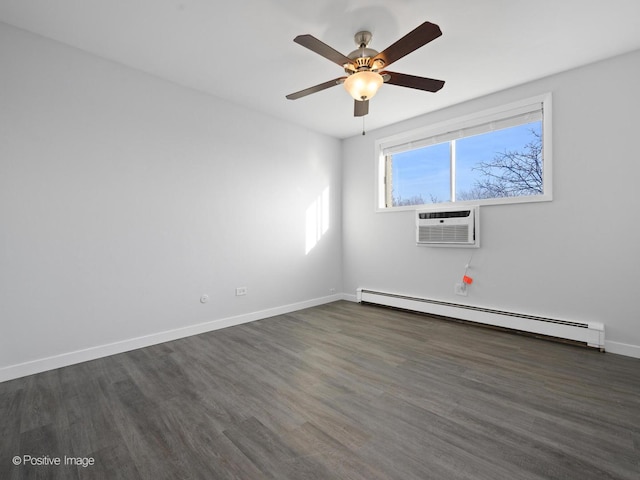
[392,142,450,203]
[391,121,542,204]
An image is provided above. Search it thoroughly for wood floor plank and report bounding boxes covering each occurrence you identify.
[1,300,639,479]
[17,423,80,480]
[223,416,337,480]
[78,443,142,480]
[18,370,69,434]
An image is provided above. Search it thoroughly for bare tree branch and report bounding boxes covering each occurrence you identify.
[459,129,542,200]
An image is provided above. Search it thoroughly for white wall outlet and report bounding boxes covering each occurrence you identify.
[235,286,247,296]
[454,283,468,296]
[200,294,209,303]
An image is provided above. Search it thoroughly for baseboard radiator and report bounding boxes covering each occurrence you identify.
[356,288,605,350]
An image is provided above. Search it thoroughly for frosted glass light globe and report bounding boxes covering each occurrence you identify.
[343,71,383,101]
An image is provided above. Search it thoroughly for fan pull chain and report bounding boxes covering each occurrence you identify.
[362,115,366,136]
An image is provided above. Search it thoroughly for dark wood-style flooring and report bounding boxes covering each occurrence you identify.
[1,301,639,479]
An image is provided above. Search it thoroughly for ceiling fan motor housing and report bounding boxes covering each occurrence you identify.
[345,56,375,73]
[345,31,385,73]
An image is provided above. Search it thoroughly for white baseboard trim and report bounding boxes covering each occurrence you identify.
[341,293,358,302]
[604,340,640,359]
[0,294,343,383]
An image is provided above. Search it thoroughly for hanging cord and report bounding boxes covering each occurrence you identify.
[463,253,474,277]
[362,115,366,135]
[461,253,475,290]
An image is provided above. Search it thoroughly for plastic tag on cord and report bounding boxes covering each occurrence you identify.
[462,275,473,285]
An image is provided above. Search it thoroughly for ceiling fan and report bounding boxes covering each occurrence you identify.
[286,21,445,117]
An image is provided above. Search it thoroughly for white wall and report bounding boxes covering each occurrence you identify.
[0,23,343,380]
[342,49,640,357]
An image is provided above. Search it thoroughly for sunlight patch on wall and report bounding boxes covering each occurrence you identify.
[305,187,330,255]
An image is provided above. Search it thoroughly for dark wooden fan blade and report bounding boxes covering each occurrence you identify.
[294,34,353,67]
[354,99,369,117]
[373,21,442,68]
[383,71,445,92]
[286,77,346,100]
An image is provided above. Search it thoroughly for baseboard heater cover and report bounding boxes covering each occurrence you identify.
[356,289,605,349]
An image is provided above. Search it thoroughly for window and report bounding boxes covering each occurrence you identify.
[376,94,552,210]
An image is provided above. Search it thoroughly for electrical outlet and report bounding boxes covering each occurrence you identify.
[454,283,468,296]
[235,286,248,296]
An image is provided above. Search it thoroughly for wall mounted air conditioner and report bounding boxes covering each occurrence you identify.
[416,205,479,247]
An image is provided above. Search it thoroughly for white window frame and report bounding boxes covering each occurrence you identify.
[375,93,552,211]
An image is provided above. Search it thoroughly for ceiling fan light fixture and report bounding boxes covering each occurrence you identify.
[287,22,445,118]
[343,71,383,101]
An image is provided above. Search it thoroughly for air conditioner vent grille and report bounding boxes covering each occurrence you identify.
[418,225,470,243]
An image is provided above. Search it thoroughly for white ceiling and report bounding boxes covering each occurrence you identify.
[2,0,640,138]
